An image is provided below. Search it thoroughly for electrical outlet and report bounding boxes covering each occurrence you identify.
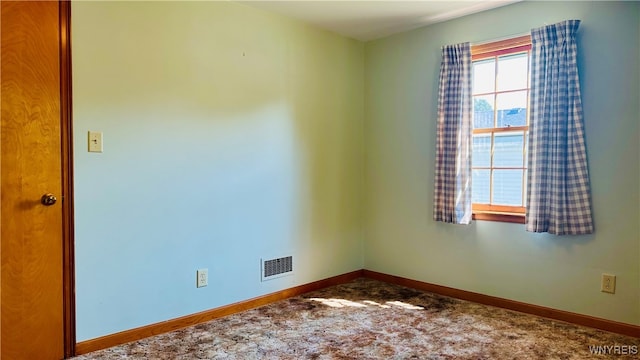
[601,274,616,294]
[196,269,208,288]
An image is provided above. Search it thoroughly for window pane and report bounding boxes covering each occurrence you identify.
[473,95,494,129]
[472,134,491,167]
[472,169,490,204]
[473,59,495,94]
[523,169,528,207]
[494,132,524,167]
[497,53,528,91]
[496,91,527,127]
[524,131,528,167]
[492,170,523,206]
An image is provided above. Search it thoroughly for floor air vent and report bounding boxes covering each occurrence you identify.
[261,256,293,281]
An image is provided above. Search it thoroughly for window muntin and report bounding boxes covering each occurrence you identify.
[471,37,531,220]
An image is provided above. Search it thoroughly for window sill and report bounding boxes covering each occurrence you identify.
[472,212,525,224]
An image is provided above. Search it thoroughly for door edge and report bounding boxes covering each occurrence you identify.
[59,1,76,357]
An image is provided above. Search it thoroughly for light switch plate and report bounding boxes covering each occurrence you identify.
[88,131,103,152]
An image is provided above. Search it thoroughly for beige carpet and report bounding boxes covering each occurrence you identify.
[73,278,640,359]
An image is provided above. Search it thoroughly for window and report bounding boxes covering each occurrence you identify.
[434,24,592,232]
[470,36,531,223]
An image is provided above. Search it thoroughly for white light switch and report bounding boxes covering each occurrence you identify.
[88,131,103,152]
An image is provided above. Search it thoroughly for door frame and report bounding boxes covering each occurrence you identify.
[60,1,76,357]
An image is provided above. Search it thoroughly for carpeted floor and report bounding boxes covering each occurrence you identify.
[73,278,640,359]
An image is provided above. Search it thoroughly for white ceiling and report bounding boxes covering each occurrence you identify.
[240,0,521,41]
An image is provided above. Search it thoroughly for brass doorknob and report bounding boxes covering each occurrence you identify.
[41,193,57,206]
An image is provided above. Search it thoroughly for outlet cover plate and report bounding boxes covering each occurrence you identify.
[197,268,208,288]
[601,274,616,294]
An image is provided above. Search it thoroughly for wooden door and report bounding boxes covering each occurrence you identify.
[1,1,72,359]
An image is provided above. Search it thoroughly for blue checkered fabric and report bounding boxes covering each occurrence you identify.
[526,20,594,235]
[433,43,472,224]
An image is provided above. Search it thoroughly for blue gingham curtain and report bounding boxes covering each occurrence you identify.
[433,43,472,224]
[526,20,594,235]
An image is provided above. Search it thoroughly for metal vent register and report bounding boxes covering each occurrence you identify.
[261,256,293,281]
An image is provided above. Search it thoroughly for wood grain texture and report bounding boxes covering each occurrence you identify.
[473,204,527,222]
[362,270,640,338]
[472,212,526,224]
[75,270,364,355]
[1,2,65,359]
[472,35,532,60]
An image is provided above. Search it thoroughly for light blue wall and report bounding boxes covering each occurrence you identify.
[73,2,364,341]
[364,1,640,324]
[74,0,639,341]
